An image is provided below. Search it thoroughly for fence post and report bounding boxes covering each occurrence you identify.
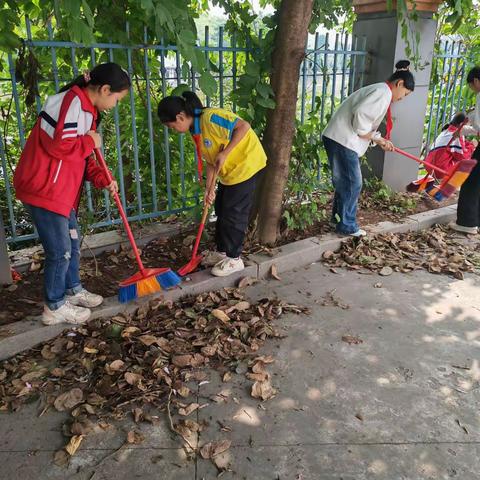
[352,4,439,191]
[0,209,12,285]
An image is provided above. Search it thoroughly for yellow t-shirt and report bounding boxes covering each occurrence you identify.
[193,108,267,185]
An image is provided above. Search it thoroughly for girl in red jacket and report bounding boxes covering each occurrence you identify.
[13,62,130,326]
[425,112,475,179]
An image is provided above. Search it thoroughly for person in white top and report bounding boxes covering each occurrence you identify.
[450,66,480,235]
[322,60,415,237]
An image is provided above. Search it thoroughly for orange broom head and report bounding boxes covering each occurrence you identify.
[435,159,477,199]
[118,268,181,303]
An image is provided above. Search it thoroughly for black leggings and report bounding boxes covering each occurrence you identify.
[214,170,262,258]
[457,144,480,227]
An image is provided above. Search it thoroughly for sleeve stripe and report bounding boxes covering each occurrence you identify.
[39,110,57,128]
[64,122,78,128]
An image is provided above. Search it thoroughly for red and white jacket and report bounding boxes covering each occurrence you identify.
[13,85,109,217]
[425,125,476,178]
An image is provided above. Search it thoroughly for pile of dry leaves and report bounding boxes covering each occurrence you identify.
[322,225,480,280]
[0,287,308,472]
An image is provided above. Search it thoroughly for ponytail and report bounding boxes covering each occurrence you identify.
[157,91,204,123]
[59,62,131,93]
[388,60,415,91]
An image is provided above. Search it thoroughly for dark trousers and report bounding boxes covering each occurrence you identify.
[215,170,262,258]
[457,144,480,227]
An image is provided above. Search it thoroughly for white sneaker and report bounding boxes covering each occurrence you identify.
[339,228,367,238]
[202,250,227,267]
[350,229,367,237]
[211,257,245,277]
[42,301,91,326]
[66,288,103,308]
[449,222,478,235]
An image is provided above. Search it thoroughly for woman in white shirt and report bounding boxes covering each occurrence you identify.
[451,66,480,234]
[322,60,415,236]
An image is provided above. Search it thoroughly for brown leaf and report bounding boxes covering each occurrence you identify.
[65,435,84,456]
[54,388,84,411]
[176,386,191,398]
[83,346,98,354]
[121,326,141,338]
[379,266,393,276]
[237,276,257,288]
[211,309,230,323]
[138,335,161,346]
[222,372,232,383]
[124,372,143,386]
[270,264,281,280]
[322,250,335,260]
[108,360,125,372]
[53,449,69,467]
[178,403,200,416]
[251,380,277,401]
[127,430,145,444]
[200,439,232,459]
[41,345,56,360]
[342,335,363,345]
[213,451,232,470]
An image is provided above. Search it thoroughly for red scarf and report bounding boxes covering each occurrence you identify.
[385,82,393,140]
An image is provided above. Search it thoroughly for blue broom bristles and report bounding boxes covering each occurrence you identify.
[118,283,138,303]
[157,270,182,289]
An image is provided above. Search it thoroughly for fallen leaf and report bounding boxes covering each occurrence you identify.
[54,388,84,411]
[270,264,281,280]
[222,372,232,383]
[178,403,200,416]
[127,430,145,444]
[379,266,393,276]
[211,309,230,323]
[237,276,257,288]
[124,372,143,386]
[200,439,232,459]
[342,335,363,345]
[108,360,125,372]
[65,435,84,456]
[53,449,69,467]
[251,380,277,401]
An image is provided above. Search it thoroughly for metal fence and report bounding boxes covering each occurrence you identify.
[0,19,367,246]
[424,38,469,152]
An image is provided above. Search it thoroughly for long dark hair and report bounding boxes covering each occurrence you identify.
[388,60,415,91]
[157,91,204,123]
[467,66,480,84]
[442,112,467,131]
[59,62,131,93]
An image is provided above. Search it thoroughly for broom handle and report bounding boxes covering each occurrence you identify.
[191,173,217,258]
[94,148,146,273]
[392,147,449,176]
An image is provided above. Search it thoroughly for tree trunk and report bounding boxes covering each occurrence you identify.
[257,0,314,245]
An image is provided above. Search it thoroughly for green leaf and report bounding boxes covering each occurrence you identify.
[82,0,94,28]
[256,82,273,98]
[198,70,217,97]
[245,61,260,77]
[171,83,191,96]
[256,96,276,109]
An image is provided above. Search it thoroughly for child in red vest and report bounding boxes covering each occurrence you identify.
[425,112,475,179]
[14,63,130,325]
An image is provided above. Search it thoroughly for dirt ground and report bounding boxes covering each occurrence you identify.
[0,192,456,326]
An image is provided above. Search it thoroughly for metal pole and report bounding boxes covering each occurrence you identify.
[0,209,12,285]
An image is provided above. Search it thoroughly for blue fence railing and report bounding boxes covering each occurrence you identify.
[424,38,470,153]
[0,19,367,246]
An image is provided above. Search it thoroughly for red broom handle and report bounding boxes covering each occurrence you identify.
[94,148,146,273]
[392,147,449,176]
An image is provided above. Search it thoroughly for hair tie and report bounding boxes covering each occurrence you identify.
[396,67,409,72]
[83,70,91,83]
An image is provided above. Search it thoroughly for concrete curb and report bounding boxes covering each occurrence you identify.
[0,205,457,361]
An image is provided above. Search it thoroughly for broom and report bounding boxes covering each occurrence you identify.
[94,149,181,302]
[392,146,477,200]
[406,120,468,193]
[177,173,217,276]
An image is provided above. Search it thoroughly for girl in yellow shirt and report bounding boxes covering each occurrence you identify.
[158,91,266,277]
